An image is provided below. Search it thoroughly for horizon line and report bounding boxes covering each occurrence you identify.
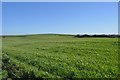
[1,33,119,36]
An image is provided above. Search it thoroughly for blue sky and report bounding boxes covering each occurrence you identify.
[2,0,119,2]
[2,2,118,35]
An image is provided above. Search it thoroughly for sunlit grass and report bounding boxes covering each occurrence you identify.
[2,34,119,78]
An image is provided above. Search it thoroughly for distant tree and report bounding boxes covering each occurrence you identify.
[74,34,81,38]
[74,34,120,38]
[2,36,6,38]
[82,34,89,37]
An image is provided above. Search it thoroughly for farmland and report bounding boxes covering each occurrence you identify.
[1,34,119,79]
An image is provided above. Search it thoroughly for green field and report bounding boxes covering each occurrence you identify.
[2,34,119,79]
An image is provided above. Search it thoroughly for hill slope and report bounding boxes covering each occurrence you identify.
[2,34,119,79]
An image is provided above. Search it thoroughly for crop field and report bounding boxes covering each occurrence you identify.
[1,34,119,79]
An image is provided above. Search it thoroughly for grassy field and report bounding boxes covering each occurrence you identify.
[1,34,119,79]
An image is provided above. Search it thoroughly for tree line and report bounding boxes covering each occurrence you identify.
[74,34,120,38]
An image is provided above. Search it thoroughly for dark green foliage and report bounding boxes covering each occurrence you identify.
[74,34,120,38]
